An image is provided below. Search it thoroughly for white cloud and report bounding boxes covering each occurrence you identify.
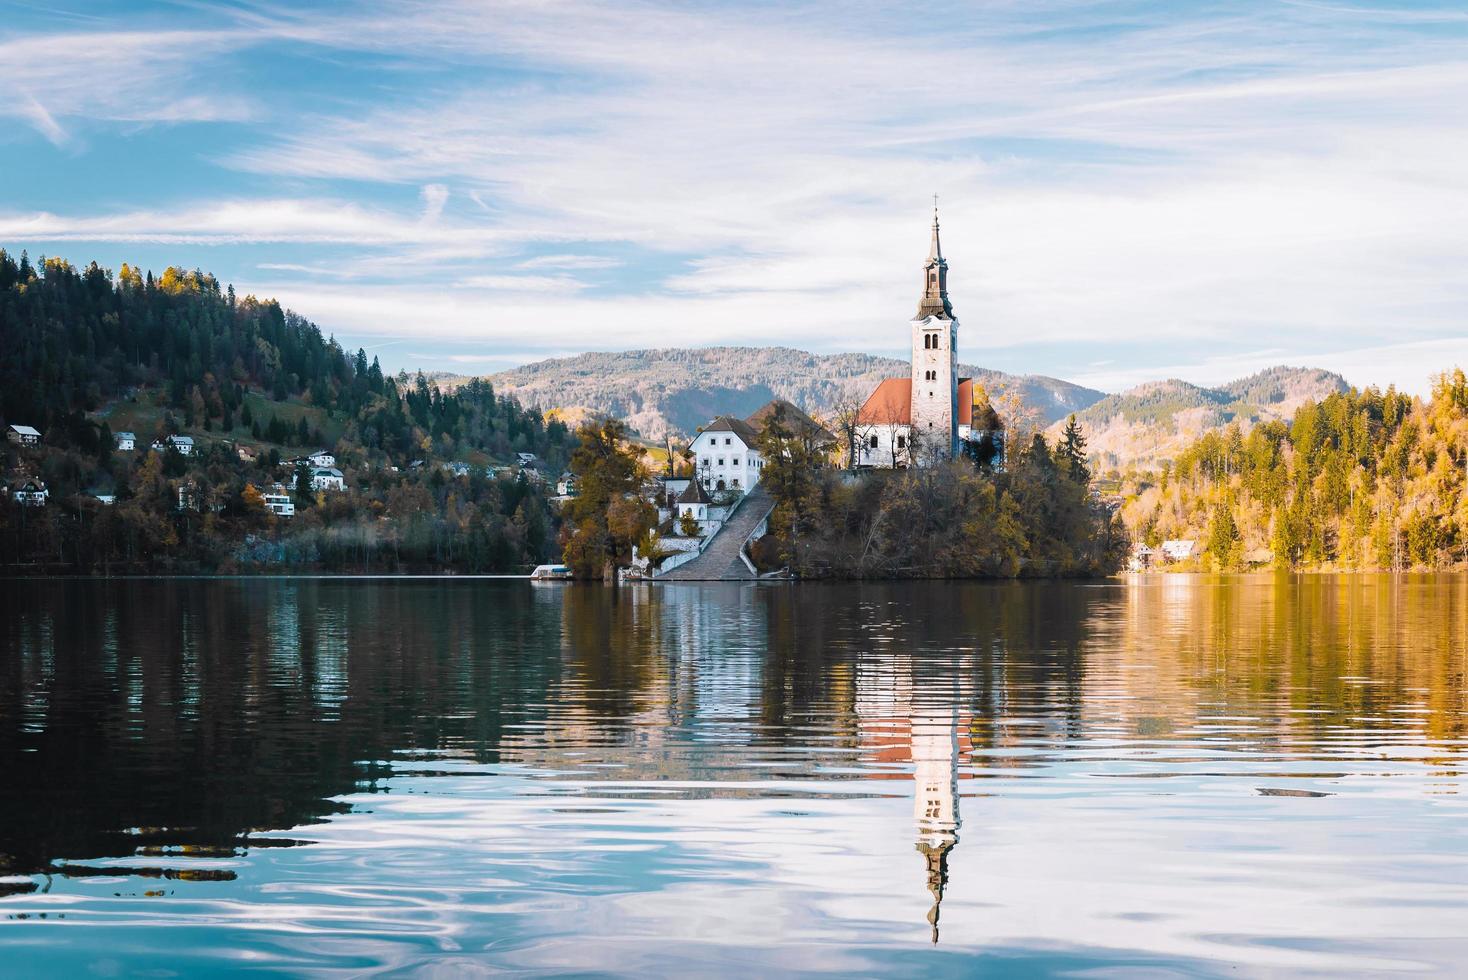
[518,254,624,271]
[5,0,1468,390]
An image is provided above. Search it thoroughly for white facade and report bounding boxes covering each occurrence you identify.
[153,434,194,455]
[115,431,136,451]
[295,466,346,492]
[1160,539,1198,562]
[10,481,48,506]
[262,491,295,518]
[910,316,958,461]
[690,427,763,492]
[857,417,912,468]
[7,424,40,446]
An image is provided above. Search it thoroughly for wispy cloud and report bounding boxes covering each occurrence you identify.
[2,0,1466,391]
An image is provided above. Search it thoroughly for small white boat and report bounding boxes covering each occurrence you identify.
[529,564,573,581]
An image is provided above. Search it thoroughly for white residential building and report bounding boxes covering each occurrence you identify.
[689,417,763,494]
[153,434,195,456]
[293,466,346,492]
[7,424,40,446]
[8,479,48,506]
[262,489,295,518]
[687,399,832,494]
[674,478,713,531]
[1160,539,1198,562]
[114,431,136,451]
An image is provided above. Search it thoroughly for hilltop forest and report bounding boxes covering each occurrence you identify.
[1123,371,1468,570]
[0,250,571,573]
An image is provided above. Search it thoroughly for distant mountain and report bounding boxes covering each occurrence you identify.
[1053,366,1350,470]
[482,347,1105,440]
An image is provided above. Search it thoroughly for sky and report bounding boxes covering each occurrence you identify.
[1,0,1466,394]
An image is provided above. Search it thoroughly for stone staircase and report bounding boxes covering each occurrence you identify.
[658,486,774,581]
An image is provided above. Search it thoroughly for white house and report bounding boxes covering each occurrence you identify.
[1159,539,1198,563]
[7,424,40,446]
[675,477,713,532]
[114,431,136,452]
[517,452,537,467]
[294,466,346,492]
[854,206,1004,470]
[153,434,194,456]
[308,450,335,468]
[689,416,762,493]
[262,488,295,518]
[94,493,116,505]
[443,461,473,478]
[556,472,578,497]
[687,399,831,494]
[9,479,48,506]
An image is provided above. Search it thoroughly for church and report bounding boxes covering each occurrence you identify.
[855,205,1002,468]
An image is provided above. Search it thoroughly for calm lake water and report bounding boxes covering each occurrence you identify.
[2,575,1467,977]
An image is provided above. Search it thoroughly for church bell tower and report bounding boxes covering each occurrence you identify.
[910,200,959,460]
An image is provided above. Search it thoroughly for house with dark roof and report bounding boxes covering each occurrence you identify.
[674,475,713,528]
[7,424,40,446]
[687,398,834,493]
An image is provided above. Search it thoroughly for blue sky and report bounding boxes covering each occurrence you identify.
[2,0,1466,393]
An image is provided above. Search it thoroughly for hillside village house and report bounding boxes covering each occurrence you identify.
[287,450,336,469]
[294,466,347,492]
[114,431,136,451]
[262,487,295,518]
[1159,539,1198,562]
[7,424,40,446]
[152,434,194,456]
[688,399,832,493]
[6,479,48,506]
[855,206,1004,469]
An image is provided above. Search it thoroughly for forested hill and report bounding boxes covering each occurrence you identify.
[1122,371,1468,570]
[478,347,1106,439]
[1055,367,1350,471]
[0,250,571,574]
[0,250,564,465]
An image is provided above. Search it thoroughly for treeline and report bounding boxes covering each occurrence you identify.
[0,249,572,573]
[0,249,566,462]
[754,410,1125,578]
[1123,371,1468,569]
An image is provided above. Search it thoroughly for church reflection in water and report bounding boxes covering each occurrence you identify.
[856,654,969,943]
[6,575,1467,949]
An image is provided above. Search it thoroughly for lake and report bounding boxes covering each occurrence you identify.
[2,575,1467,976]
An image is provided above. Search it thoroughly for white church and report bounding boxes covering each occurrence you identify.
[856,205,1003,468]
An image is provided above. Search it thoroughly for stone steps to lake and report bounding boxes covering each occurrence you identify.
[658,485,774,581]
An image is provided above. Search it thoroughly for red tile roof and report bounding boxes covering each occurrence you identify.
[857,378,912,425]
[858,377,983,427]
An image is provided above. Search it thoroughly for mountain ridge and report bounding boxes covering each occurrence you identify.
[1051,366,1351,469]
[479,346,1104,440]
[471,347,1349,469]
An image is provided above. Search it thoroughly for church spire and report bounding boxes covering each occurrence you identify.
[929,194,943,262]
[916,198,953,320]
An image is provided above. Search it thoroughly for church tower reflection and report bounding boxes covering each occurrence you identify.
[912,698,961,943]
[856,654,968,944]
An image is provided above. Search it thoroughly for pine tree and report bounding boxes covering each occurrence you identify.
[1057,415,1089,484]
